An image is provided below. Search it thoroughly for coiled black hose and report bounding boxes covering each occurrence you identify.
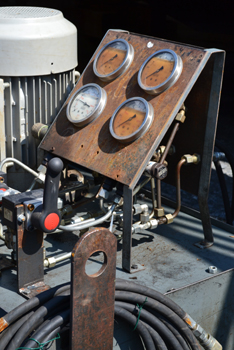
[0,279,201,350]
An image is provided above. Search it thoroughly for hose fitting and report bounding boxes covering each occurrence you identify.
[184,314,222,350]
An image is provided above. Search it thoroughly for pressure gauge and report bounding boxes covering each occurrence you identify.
[138,49,183,95]
[93,39,134,82]
[66,83,107,127]
[109,97,154,143]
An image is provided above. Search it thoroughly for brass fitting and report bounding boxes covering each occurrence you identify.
[165,213,173,224]
[158,145,175,157]
[182,154,200,164]
[159,145,166,155]
[175,109,186,123]
[154,208,165,217]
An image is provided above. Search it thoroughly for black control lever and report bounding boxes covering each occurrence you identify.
[31,157,63,233]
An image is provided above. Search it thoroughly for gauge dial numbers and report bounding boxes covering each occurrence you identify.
[93,39,134,82]
[138,49,183,95]
[66,83,107,127]
[110,97,154,143]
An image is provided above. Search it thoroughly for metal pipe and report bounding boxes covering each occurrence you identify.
[155,123,180,212]
[150,178,156,219]
[160,122,180,164]
[171,158,186,219]
[26,178,37,192]
[100,197,108,213]
[44,252,71,267]
[0,158,39,178]
[156,178,162,209]
[59,204,116,232]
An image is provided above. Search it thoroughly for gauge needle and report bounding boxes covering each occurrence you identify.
[100,54,118,67]
[116,114,136,128]
[78,99,90,107]
[146,66,164,79]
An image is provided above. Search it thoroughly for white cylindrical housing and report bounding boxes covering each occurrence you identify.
[0,7,78,190]
[0,7,78,76]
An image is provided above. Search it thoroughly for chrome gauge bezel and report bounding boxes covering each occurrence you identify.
[138,49,183,95]
[93,39,134,82]
[66,83,107,127]
[109,97,154,143]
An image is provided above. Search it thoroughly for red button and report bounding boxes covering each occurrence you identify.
[44,213,60,230]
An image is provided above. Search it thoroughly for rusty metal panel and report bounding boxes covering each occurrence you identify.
[40,30,210,189]
[70,227,116,350]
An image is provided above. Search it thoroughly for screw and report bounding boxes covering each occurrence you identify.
[51,146,55,152]
[17,214,26,223]
[27,204,35,211]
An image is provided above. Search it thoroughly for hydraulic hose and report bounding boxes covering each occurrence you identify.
[4,292,70,350]
[23,309,70,349]
[59,204,116,232]
[0,283,70,333]
[0,279,220,350]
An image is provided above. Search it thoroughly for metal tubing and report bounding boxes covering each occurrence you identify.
[172,158,186,219]
[44,252,72,267]
[156,122,180,211]
[59,205,116,232]
[160,123,180,164]
[150,178,156,218]
[156,178,162,208]
[0,158,39,178]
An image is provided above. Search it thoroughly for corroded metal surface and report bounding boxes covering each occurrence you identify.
[40,30,208,189]
[70,227,116,350]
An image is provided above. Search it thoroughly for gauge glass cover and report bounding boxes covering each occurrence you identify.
[66,83,106,127]
[138,49,183,95]
[93,39,134,82]
[110,97,154,143]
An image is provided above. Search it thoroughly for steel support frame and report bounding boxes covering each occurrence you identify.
[197,50,225,246]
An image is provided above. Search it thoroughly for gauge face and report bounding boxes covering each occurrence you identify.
[110,97,154,143]
[66,83,107,127]
[93,39,134,82]
[138,49,183,95]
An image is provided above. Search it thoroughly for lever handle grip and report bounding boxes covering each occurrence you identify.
[31,157,63,233]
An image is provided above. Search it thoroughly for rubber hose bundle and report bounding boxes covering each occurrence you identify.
[0,279,201,350]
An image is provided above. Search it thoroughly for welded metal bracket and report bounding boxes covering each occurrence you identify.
[15,205,49,298]
[197,50,225,245]
[70,227,116,350]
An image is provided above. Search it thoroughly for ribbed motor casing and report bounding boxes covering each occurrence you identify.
[2,71,75,168]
